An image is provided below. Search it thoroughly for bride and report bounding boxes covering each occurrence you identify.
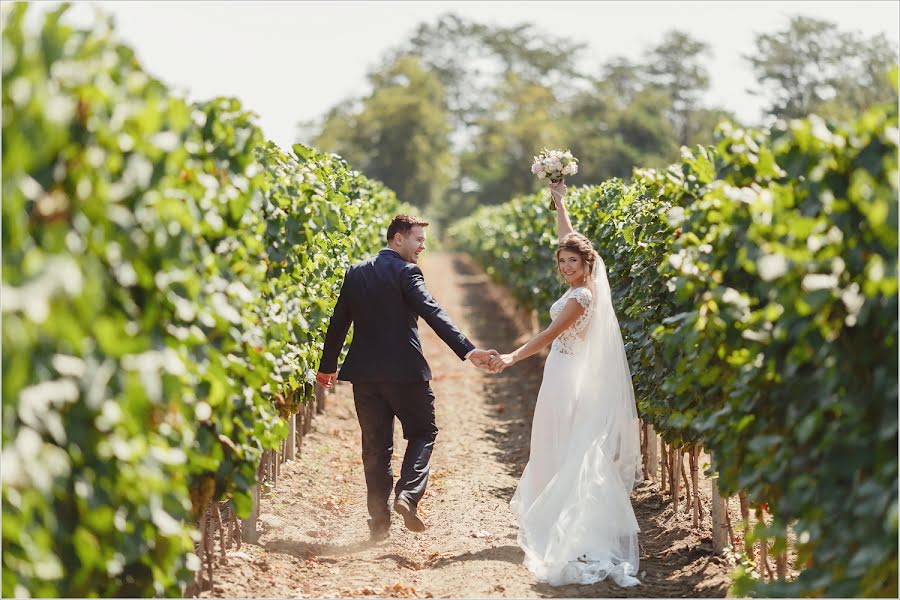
[489,180,643,587]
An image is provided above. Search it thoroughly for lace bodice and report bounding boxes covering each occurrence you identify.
[549,286,593,355]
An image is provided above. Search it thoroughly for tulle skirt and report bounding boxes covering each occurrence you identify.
[510,348,641,587]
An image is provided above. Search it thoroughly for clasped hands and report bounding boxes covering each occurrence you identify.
[469,349,515,374]
[315,349,516,388]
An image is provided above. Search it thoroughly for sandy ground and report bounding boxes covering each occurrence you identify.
[201,252,734,598]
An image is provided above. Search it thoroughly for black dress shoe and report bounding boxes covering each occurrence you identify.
[393,495,426,532]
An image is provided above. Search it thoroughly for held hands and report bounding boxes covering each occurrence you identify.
[468,349,515,374]
[468,348,501,371]
[488,353,515,374]
[320,350,503,385]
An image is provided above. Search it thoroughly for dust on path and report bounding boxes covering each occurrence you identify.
[202,252,732,598]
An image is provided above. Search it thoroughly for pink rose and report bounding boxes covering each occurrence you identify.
[531,162,543,174]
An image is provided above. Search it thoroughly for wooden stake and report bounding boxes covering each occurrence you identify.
[709,451,729,549]
[304,401,312,434]
[287,413,296,460]
[316,382,326,414]
[641,422,650,480]
[776,546,788,580]
[204,506,214,588]
[673,446,682,515]
[241,462,262,544]
[660,441,668,494]
[647,425,658,483]
[272,449,278,488]
[231,503,242,550]
[681,451,691,515]
[739,492,752,556]
[756,505,773,580]
[711,478,729,549]
[690,446,700,528]
[195,511,207,589]
[667,445,676,498]
[725,500,736,546]
[214,502,226,560]
[294,407,304,456]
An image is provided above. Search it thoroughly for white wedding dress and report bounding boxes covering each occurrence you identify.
[510,252,643,587]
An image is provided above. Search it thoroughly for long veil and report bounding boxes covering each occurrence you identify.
[574,251,643,493]
[533,250,643,586]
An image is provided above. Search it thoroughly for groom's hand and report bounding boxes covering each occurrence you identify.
[467,348,500,370]
[316,371,337,389]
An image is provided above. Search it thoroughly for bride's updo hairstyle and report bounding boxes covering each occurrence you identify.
[555,233,597,284]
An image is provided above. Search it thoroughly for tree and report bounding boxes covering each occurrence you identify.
[454,75,566,211]
[818,31,898,121]
[746,16,899,121]
[306,99,366,167]
[301,16,746,223]
[683,107,739,148]
[382,13,587,143]
[565,77,679,184]
[306,56,453,208]
[644,30,712,146]
[600,56,648,107]
[372,15,589,225]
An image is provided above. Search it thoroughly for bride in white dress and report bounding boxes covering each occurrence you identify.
[489,180,643,587]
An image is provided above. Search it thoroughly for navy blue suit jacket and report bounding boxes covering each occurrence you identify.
[318,249,475,382]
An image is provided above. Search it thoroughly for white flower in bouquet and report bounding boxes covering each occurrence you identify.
[531,148,579,209]
[530,148,579,184]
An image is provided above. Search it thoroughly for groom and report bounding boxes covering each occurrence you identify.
[316,214,498,541]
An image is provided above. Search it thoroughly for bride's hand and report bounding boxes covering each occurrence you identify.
[549,180,567,204]
[489,353,515,373]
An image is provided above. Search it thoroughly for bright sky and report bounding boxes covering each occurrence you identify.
[37,1,900,150]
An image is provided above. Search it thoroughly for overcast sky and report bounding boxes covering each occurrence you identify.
[36,1,900,150]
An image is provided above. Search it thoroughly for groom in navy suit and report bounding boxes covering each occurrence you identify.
[316,215,498,541]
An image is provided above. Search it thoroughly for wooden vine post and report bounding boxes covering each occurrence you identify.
[646,424,658,482]
[316,382,326,414]
[673,445,683,515]
[709,451,729,550]
[690,445,700,528]
[660,441,668,494]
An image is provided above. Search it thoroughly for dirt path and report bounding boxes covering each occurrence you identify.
[202,252,733,598]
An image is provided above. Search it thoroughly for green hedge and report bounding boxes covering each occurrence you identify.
[449,73,898,597]
[2,4,399,596]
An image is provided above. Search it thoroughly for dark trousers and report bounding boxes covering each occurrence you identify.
[351,382,438,527]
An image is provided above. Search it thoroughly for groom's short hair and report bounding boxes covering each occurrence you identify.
[387,214,429,242]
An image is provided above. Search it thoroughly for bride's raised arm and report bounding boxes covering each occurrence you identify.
[549,180,575,242]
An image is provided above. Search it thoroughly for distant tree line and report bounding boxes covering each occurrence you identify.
[299,14,898,228]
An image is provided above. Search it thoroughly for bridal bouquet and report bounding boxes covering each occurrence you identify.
[531,148,578,209]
